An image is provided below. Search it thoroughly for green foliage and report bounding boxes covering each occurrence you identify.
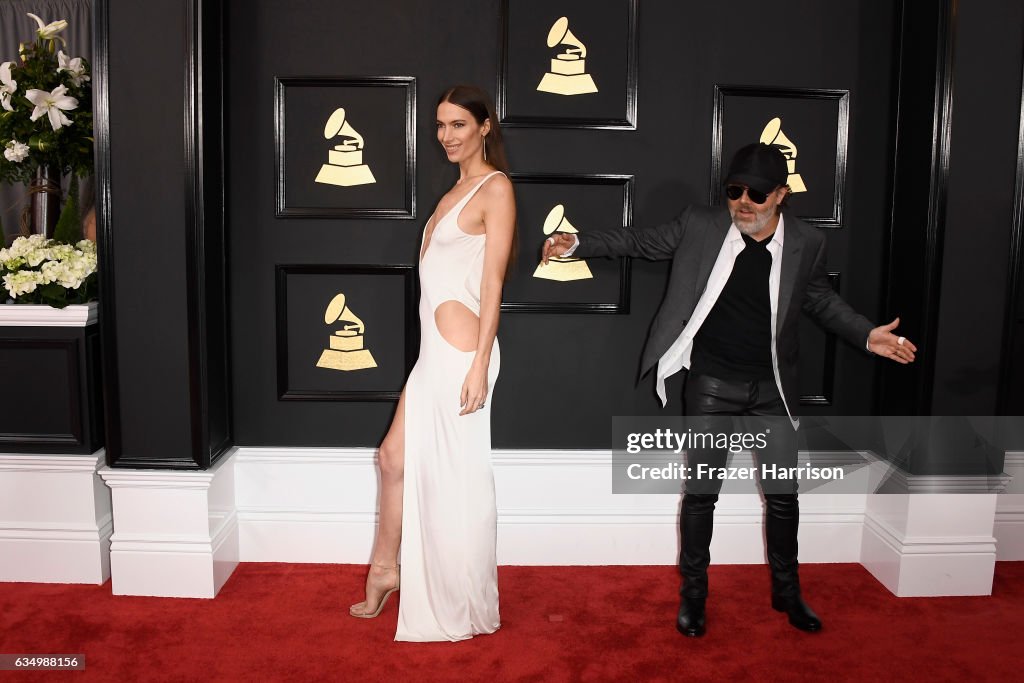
[53,174,81,243]
[44,273,96,308]
[0,38,93,184]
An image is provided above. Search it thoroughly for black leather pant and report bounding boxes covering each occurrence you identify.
[680,373,801,599]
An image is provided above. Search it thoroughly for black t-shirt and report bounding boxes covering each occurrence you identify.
[690,232,775,381]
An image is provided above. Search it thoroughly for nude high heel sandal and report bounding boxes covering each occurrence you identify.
[349,564,400,618]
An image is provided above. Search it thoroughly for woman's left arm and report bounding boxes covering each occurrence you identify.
[459,175,516,415]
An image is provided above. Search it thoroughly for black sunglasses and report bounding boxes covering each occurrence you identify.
[725,184,772,204]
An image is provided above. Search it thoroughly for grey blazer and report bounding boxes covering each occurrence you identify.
[574,205,875,410]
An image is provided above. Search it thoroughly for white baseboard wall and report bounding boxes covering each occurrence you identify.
[234,448,869,566]
[99,455,239,598]
[2,446,1020,597]
[995,452,1024,560]
[0,451,112,584]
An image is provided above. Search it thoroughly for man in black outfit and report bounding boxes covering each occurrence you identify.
[542,143,917,636]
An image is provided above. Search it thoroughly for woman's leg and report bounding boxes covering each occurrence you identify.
[350,390,406,615]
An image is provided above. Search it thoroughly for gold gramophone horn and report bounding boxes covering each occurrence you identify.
[543,204,580,235]
[324,107,364,150]
[546,16,587,59]
[324,293,365,334]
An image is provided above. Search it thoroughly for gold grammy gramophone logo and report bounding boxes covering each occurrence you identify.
[315,108,377,187]
[533,204,593,281]
[760,117,806,193]
[536,17,598,96]
[316,292,378,371]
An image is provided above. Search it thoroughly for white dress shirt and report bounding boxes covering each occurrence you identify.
[652,217,789,418]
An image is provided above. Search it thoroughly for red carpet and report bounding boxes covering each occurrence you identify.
[1,563,1022,682]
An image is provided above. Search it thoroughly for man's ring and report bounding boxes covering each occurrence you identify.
[897,336,906,346]
[479,403,485,409]
[546,237,555,246]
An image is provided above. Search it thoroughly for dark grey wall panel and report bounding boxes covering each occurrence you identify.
[932,0,1024,414]
[226,0,900,448]
[108,0,192,461]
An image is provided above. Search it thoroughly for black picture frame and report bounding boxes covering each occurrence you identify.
[274,76,416,219]
[497,0,639,129]
[275,265,417,401]
[711,86,850,228]
[503,173,633,313]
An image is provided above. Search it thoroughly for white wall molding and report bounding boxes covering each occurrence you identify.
[234,447,869,566]
[2,446,1004,597]
[861,489,999,597]
[0,301,98,327]
[995,451,1024,559]
[99,450,239,598]
[0,450,112,584]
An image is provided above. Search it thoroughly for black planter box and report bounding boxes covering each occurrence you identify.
[0,304,104,455]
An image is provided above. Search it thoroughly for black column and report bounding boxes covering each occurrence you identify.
[929,0,1024,416]
[96,0,231,469]
[875,0,956,416]
[998,49,1024,416]
[878,0,1024,469]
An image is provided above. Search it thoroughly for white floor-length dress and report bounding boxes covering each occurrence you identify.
[395,171,503,642]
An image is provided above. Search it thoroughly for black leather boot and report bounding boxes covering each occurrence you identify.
[677,493,717,637]
[765,494,821,632]
[677,596,706,638]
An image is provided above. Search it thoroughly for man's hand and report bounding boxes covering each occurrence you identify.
[868,317,917,364]
[541,233,576,264]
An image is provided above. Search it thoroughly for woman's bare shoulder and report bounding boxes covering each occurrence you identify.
[480,172,514,203]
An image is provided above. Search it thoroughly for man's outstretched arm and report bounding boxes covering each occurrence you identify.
[802,238,917,364]
[541,208,694,263]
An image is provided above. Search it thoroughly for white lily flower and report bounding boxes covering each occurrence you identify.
[4,139,30,162]
[0,61,16,112]
[57,51,89,87]
[26,13,68,43]
[25,85,78,131]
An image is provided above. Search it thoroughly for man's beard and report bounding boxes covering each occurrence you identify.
[730,204,775,236]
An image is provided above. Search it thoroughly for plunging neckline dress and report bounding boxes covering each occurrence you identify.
[395,171,504,642]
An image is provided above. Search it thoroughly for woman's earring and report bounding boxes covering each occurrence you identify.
[483,136,487,161]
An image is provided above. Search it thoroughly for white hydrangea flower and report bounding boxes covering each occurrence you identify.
[1,252,25,270]
[3,139,29,163]
[3,270,45,297]
[25,246,49,267]
[1,235,98,301]
[49,244,75,260]
[8,235,46,259]
[42,260,82,289]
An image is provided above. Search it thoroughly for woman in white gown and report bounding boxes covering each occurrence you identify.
[349,85,516,642]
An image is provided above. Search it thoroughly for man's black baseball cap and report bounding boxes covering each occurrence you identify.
[725,143,789,195]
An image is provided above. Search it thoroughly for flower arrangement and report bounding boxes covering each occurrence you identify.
[0,13,96,308]
[0,13,93,185]
[1,234,97,307]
